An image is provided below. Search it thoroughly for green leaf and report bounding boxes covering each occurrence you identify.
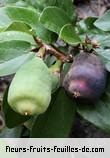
[36,24,57,43]
[24,0,76,23]
[30,88,76,138]
[0,31,36,45]
[77,99,110,133]
[0,40,32,63]
[4,0,19,4]
[95,48,110,72]
[26,0,76,22]
[15,1,29,7]
[60,24,81,46]
[95,34,110,48]
[55,0,76,22]
[24,116,37,130]
[0,126,22,138]
[63,63,72,76]
[96,48,110,62]
[106,77,110,95]
[0,6,39,31]
[94,10,110,31]
[3,87,30,128]
[39,6,71,34]
[0,52,35,77]
[28,0,57,11]
[77,76,110,133]
[44,55,56,67]
[77,17,107,42]
[83,34,110,49]
[77,17,110,53]
[45,0,75,21]
[105,63,110,72]
[78,17,98,34]
[5,22,33,34]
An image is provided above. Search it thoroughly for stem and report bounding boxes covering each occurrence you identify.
[34,37,73,63]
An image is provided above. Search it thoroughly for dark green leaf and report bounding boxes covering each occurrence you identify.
[28,0,56,11]
[39,6,71,34]
[25,0,76,22]
[106,77,110,95]
[30,88,76,138]
[96,48,110,62]
[63,63,72,76]
[60,24,81,45]
[54,0,76,22]
[77,99,110,133]
[105,63,110,72]
[77,17,106,42]
[3,88,30,128]
[4,0,19,4]
[95,35,110,48]
[94,10,110,31]
[24,116,37,130]
[44,55,56,67]
[0,6,39,31]
[77,76,110,133]
[5,22,33,34]
[0,40,32,63]
[95,48,110,72]
[36,24,57,43]
[0,31,36,45]
[78,17,98,33]
[0,126,22,138]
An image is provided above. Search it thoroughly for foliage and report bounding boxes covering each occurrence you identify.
[0,0,110,137]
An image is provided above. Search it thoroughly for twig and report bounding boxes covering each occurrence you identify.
[34,37,73,63]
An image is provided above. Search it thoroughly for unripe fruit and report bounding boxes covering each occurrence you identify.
[63,52,107,102]
[49,60,61,93]
[8,57,52,116]
[50,71,60,93]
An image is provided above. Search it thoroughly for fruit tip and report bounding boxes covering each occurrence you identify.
[24,112,28,116]
[73,91,81,98]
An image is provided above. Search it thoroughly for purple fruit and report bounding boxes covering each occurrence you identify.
[63,52,107,102]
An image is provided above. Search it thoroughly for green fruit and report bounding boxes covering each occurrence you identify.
[50,73,60,93]
[8,57,52,116]
[49,60,61,93]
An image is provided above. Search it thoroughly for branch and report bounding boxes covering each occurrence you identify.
[34,37,73,63]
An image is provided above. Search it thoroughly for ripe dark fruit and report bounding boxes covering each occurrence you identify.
[63,52,107,102]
